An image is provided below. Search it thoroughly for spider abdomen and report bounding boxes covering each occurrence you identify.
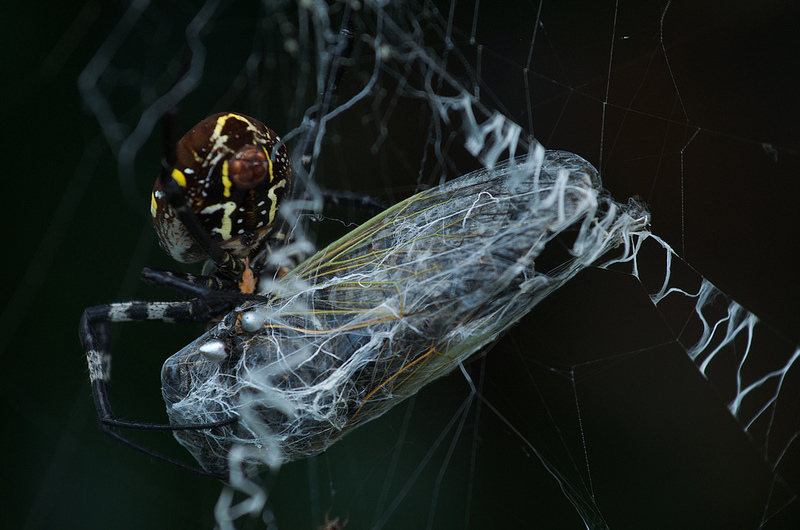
[151,112,292,263]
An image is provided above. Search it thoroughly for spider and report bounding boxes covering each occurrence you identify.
[80,16,363,479]
[80,111,296,479]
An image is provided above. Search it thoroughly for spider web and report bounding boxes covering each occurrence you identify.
[5,0,799,529]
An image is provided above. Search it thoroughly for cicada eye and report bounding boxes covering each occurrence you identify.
[151,112,292,264]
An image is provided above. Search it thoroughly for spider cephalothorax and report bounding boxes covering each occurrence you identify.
[151,112,291,264]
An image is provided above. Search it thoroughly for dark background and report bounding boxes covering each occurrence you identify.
[2,1,799,528]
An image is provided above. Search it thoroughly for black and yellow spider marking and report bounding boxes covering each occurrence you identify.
[151,112,291,264]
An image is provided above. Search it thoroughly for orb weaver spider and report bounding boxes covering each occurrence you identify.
[80,110,297,479]
[80,19,364,479]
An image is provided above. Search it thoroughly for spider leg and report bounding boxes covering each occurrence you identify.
[267,14,367,253]
[80,301,236,479]
[156,158,248,280]
[316,188,388,215]
[140,267,230,296]
[139,266,270,302]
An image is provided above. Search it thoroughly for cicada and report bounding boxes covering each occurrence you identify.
[161,150,650,476]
